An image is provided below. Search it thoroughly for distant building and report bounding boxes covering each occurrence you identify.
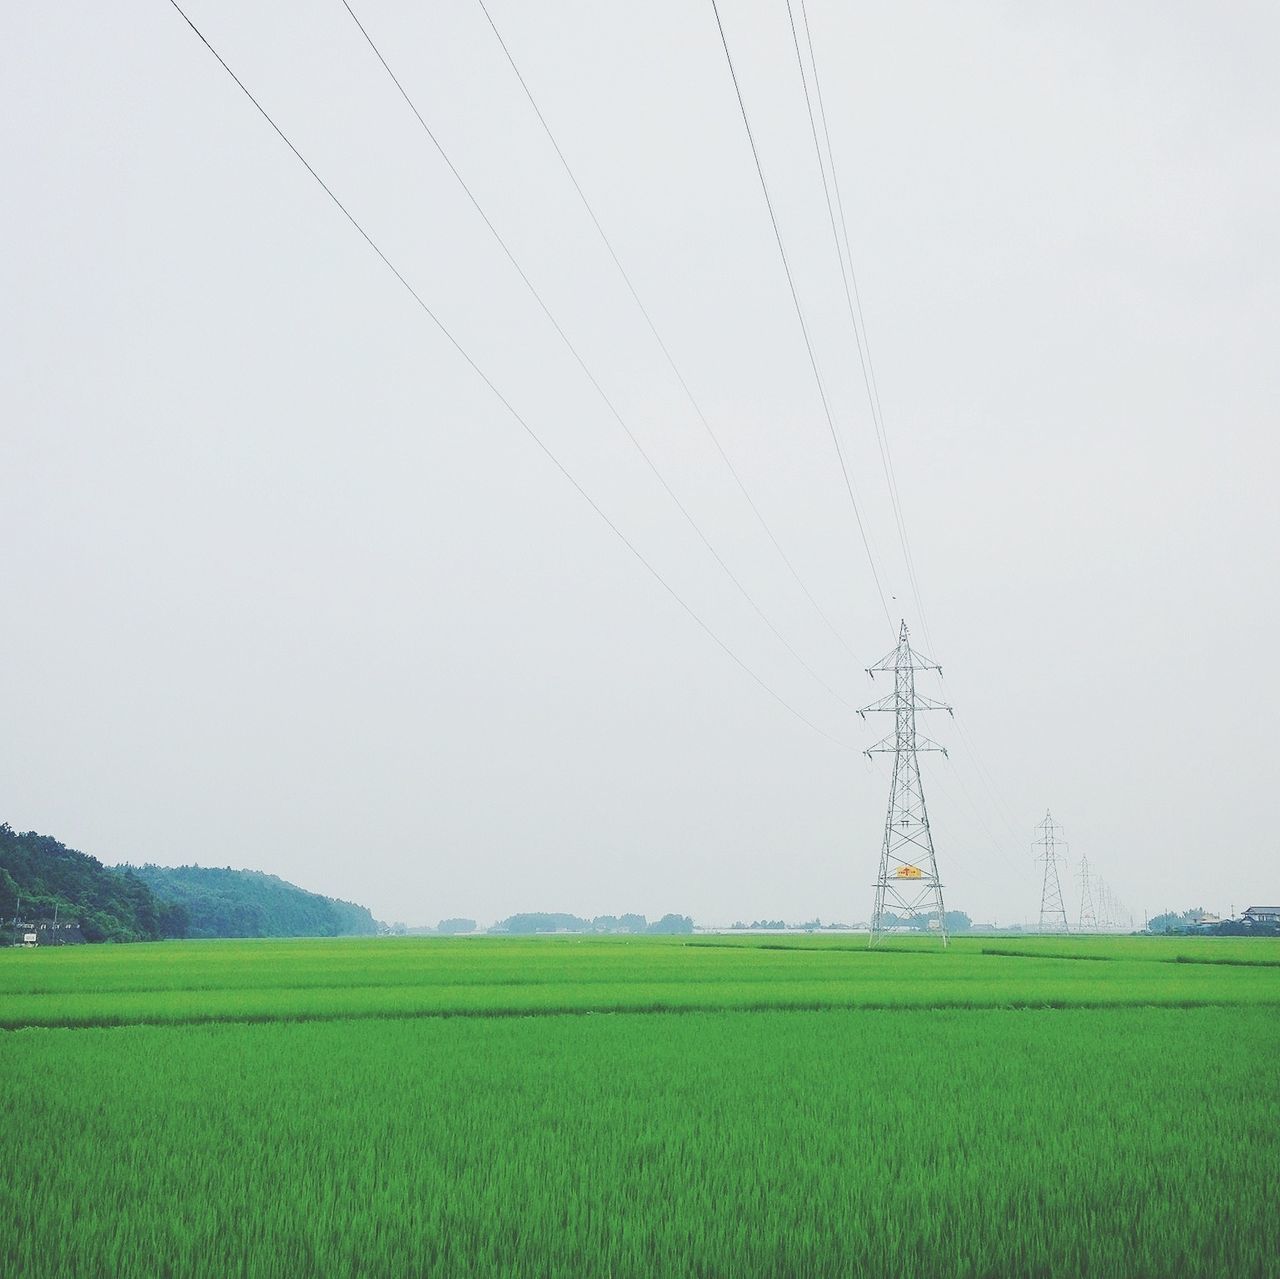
[10,920,86,946]
[1242,905,1280,925]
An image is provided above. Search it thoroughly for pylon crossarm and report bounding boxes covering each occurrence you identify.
[904,643,942,672]
[913,693,952,714]
[865,647,941,676]
[867,733,947,756]
[857,690,898,715]
[857,690,952,716]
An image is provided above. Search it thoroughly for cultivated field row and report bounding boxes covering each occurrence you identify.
[1,935,1277,1030]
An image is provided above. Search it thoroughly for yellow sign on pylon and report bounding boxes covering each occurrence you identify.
[893,864,923,879]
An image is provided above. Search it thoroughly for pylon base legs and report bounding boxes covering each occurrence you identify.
[869,877,948,947]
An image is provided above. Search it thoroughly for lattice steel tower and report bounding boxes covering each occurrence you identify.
[1077,853,1097,932]
[861,621,952,947]
[1033,810,1070,932]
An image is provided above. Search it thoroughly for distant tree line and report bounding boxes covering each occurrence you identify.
[436,917,476,935]
[728,912,973,933]
[730,919,852,931]
[488,912,693,936]
[384,918,478,936]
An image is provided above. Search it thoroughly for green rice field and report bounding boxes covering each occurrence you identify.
[2,935,1277,1276]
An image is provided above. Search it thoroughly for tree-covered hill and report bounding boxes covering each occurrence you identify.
[0,825,175,942]
[127,864,377,939]
[0,824,379,942]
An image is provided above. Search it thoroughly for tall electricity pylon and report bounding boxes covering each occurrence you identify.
[1033,810,1070,932]
[1077,854,1097,932]
[861,621,952,947]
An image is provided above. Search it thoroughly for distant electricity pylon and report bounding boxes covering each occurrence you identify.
[1033,810,1070,933]
[861,621,952,947]
[1077,853,1098,932]
[1092,876,1131,931]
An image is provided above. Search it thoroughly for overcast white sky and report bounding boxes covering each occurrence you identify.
[3,1,1277,927]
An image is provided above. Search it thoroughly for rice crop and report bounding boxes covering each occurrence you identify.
[0,934,1276,1030]
[1,936,1277,1277]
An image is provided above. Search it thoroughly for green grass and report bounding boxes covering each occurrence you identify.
[1,935,1277,1276]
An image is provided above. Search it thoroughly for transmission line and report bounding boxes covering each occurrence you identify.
[760,0,1034,902]
[341,0,855,713]
[937,757,1025,879]
[949,712,1026,845]
[774,0,1041,919]
[471,0,859,663]
[791,11,1017,849]
[706,3,1036,928]
[782,1,1035,841]
[708,0,893,632]
[783,0,930,652]
[165,0,855,752]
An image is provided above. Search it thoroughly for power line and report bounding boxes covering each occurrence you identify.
[711,3,1032,927]
[788,2,1031,855]
[341,0,855,714]
[164,0,855,753]
[468,4,1024,926]
[709,0,1020,911]
[949,711,1025,845]
[471,0,860,664]
[936,756,1025,879]
[708,0,893,632]
[770,0,1032,901]
[784,0,930,652]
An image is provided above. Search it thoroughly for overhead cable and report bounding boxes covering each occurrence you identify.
[789,3,1026,830]
[950,711,1028,845]
[165,0,855,752]
[472,0,860,664]
[779,1,1028,875]
[341,0,855,714]
[708,0,893,633]
[790,0,933,653]
[788,2,1029,829]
